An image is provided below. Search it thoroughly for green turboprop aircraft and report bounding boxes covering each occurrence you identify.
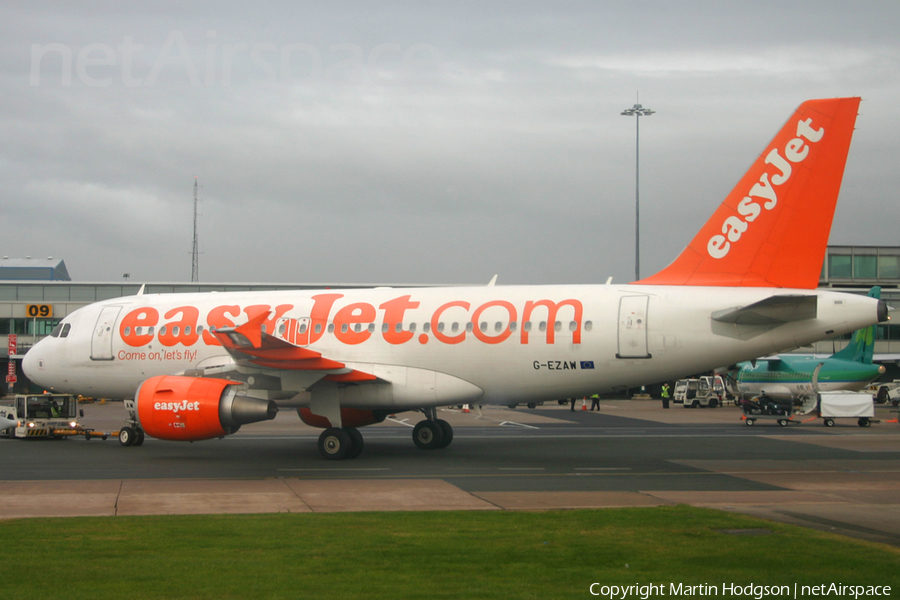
[727,287,885,401]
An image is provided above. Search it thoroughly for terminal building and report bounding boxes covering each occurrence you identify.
[2,249,899,395]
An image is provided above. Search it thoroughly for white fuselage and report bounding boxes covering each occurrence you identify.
[23,284,882,410]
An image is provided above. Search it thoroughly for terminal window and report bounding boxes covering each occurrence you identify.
[828,254,852,278]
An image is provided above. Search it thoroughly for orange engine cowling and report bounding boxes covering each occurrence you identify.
[136,375,277,442]
[297,407,389,429]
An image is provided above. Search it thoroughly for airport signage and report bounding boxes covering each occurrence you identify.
[7,334,16,383]
[26,304,53,318]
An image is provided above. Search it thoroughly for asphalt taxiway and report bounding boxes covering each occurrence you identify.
[3,399,900,547]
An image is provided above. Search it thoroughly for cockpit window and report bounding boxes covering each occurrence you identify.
[50,322,72,338]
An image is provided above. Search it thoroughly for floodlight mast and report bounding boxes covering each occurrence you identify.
[191,177,199,283]
[621,102,654,281]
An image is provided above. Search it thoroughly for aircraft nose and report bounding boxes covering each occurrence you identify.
[22,339,45,380]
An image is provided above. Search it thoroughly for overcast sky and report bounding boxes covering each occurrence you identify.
[2,1,899,286]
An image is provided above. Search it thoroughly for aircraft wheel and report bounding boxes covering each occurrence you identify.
[412,420,444,450]
[858,418,871,428]
[824,418,835,428]
[318,427,351,460]
[118,427,135,447]
[434,419,453,449]
[133,429,145,446]
[343,427,364,459]
[777,419,788,427]
[745,418,754,426]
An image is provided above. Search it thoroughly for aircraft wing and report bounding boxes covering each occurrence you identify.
[711,295,817,325]
[211,311,379,384]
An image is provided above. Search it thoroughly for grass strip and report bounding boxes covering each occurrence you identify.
[1,505,897,599]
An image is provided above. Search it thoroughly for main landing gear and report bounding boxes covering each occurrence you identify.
[316,408,455,460]
[317,426,364,460]
[411,407,453,451]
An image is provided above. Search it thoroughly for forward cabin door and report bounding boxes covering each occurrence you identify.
[91,306,122,361]
[617,295,651,359]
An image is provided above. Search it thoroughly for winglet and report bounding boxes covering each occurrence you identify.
[234,311,269,348]
[635,97,861,289]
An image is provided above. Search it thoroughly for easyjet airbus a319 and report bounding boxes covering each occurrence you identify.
[24,97,887,459]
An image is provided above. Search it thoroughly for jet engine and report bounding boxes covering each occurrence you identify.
[135,375,277,441]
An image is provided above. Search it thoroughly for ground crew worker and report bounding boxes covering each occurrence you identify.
[661,383,670,409]
[590,393,600,411]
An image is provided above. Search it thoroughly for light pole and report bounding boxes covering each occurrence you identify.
[621,101,654,281]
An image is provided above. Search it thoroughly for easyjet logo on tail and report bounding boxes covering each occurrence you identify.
[707,117,825,259]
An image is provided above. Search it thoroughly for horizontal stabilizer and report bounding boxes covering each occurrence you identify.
[711,295,817,325]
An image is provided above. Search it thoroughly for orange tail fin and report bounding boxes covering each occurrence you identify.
[636,97,860,289]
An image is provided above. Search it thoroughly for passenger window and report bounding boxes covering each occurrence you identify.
[554,321,561,332]
[327,324,335,333]
[524,322,532,332]
[510,321,517,332]
[451,322,459,333]
[495,322,502,332]
[539,322,547,332]
[367,323,375,333]
[585,321,593,332]
[123,327,131,337]
[409,323,417,333]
